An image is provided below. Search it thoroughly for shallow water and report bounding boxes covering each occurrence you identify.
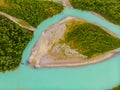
[0,8,120,90]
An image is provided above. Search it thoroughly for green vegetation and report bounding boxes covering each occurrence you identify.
[69,0,120,25]
[0,0,63,27]
[0,0,63,72]
[0,15,33,72]
[111,85,120,90]
[62,21,120,58]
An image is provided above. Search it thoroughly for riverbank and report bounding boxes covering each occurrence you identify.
[69,0,120,25]
[90,11,120,39]
[55,0,73,8]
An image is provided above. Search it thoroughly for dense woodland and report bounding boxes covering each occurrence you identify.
[0,15,33,72]
[69,0,120,25]
[63,21,120,58]
[0,0,63,27]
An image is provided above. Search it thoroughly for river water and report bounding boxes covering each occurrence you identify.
[0,8,120,90]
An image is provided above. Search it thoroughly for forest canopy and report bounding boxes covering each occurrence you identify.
[0,15,33,72]
[0,0,63,27]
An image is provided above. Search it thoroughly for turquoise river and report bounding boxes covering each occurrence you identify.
[0,8,120,90]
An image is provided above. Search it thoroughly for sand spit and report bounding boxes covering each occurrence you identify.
[34,50,117,68]
[0,11,35,31]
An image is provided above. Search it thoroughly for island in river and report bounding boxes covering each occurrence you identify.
[28,16,120,68]
[0,0,120,90]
